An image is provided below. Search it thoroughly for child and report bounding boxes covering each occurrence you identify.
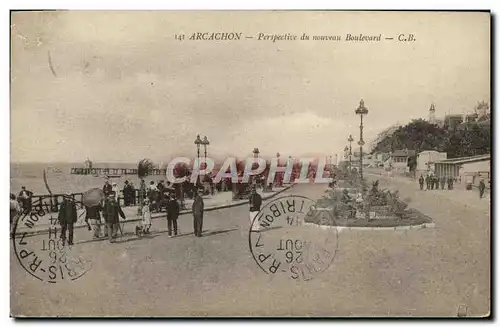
[136,198,152,236]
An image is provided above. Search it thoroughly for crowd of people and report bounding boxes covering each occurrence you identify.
[418,175,456,191]
[10,176,268,246]
[418,174,488,199]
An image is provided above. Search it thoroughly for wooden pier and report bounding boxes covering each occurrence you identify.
[70,167,167,176]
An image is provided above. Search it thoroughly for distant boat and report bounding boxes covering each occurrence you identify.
[106,175,121,179]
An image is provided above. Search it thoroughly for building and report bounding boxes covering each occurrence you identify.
[434,154,490,186]
[444,114,464,131]
[428,103,436,124]
[476,101,490,119]
[389,149,417,173]
[416,150,447,176]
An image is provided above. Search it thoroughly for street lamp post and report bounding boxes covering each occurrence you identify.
[194,135,202,161]
[194,135,202,187]
[355,99,369,181]
[201,136,210,160]
[348,134,354,172]
[276,152,281,187]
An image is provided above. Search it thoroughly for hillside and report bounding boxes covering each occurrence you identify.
[371,118,490,158]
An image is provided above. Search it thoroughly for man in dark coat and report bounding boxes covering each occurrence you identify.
[192,188,204,237]
[103,194,126,243]
[479,179,486,199]
[58,192,78,246]
[85,203,103,239]
[249,187,262,231]
[418,175,424,190]
[167,193,180,237]
[123,181,131,206]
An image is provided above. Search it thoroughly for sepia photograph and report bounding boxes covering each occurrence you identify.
[9,10,491,317]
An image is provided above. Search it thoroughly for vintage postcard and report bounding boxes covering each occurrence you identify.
[10,10,491,317]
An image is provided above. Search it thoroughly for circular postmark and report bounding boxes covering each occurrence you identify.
[248,195,338,281]
[12,201,92,284]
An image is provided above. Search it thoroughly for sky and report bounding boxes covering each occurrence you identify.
[10,11,490,163]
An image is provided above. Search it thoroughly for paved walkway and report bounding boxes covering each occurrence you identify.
[10,182,490,316]
[14,186,293,237]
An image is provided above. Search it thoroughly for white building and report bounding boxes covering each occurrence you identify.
[416,150,447,176]
[434,154,490,187]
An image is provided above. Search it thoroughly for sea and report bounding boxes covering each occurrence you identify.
[10,162,168,196]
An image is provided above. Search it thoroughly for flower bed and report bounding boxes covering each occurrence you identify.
[308,179,433,228]
[305,207,432,228]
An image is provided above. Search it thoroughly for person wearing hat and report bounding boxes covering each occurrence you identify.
[192,188,205,237]
[167,193,180,237]
[18,186,33,214]
[58,192,78,246]
[103,192,126,243]
[103,180,112,197]
[249,186,262,232]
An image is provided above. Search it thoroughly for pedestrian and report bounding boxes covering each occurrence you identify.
[85,203,103,239]
[249,186,262,231]
[425,175,430,190]
[192,188,205,237]
[112,182,120,202]
[103,193,126,243]
[139,179,146,204]
[136,198,152,236]
[167,193,180,237]
[123,181,130,206]
[129,181,136,206]
[103,180,112,197]
[148,181,158,212]
[440,176,446,190]
[10,193,21,237]
[479,179,486,199]
[18,186,33,214]
[58,192,78,246]
[418,175,424,190]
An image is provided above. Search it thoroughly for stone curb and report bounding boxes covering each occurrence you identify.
[14,184,295,238]
[303,222,436,231]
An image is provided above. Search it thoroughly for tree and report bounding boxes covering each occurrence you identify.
[372,118,490,158]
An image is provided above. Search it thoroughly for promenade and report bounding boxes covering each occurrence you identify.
[14,186,292,238]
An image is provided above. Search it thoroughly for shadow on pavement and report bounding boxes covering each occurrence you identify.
[114,234,162,244]
[202,227,239,237]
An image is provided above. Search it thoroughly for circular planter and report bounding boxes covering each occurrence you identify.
[306,206,432,228]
